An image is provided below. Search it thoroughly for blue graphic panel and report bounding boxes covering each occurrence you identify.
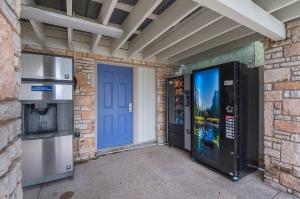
[193,68,220,159]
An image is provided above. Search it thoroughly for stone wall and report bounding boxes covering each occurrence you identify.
[156,65,180,144]
[264,19,300,197]
[0,0,22,198]
[22,45,179,161]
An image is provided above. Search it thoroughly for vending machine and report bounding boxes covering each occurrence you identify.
[192,61,259,180]
[167,75,191,151]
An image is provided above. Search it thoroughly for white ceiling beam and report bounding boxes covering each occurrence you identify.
[29,20,45,46]
[22,0,46,46]
[91,0,118,52]
[143,0,290,60]
[62,13,140,36]
[21,0,34,5]
[98,0,117,24]
[67,28,73,49]
[156,0,292,62]
[254,0,299,13]
[177,33,263,65]
[21,5,123,38]
[193,0,286,41]
[114,1,133,12]
[108,23,141,35]
[110,0,163,55]
[30,5,130,34]
[127,0,201,58]
[66,0,73,50]
[143,9,223,59]
[115,2,158,20]
[92,0,158,20]
[157,18,240,60]
[272,1,300,23]
[168,26,255,64]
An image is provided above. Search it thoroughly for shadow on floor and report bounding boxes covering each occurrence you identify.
[23,145,297,199]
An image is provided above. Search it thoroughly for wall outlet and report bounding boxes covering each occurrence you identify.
[74,131,80,138]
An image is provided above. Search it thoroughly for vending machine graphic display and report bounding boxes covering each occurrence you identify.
[193,68,220,163]
[192,61,259,181]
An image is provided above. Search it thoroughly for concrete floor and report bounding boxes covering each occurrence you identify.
[23,145,297,199]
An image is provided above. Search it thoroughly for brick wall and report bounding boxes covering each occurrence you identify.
[264,19,300,197]
[22,45,179,161]
[0,0,22,198]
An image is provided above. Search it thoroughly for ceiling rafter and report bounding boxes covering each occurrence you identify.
[107,23,141,35]
[168,26,255,63]
[27,5,140,36]
[272,1,300,23]
[110,0,163,56]
[127,0,201,58]
[21,0,35,5]
[66,0,73,49]
[29,20,46,46]
[157,17,240,60]
[177,33,263,65]
[193,0,286,41]
[142,9,223,59]
[22,0,45,47]
[157,0,296,63]
[92,0,158,20]
[20,0,300,64]
[91,0,118,52]
[21,5,123,38]
[253,0,299,13]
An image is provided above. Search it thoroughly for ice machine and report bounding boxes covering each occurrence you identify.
[20,53,74,187]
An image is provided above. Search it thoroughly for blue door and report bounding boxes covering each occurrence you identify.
[97,64,133,149]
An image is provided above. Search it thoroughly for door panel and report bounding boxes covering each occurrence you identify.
[133,67,156,143]
[118,83,127,107]
[104,83,113,108]
[98,64,133,149]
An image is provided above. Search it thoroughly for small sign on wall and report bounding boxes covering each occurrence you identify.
[31,85,53,92]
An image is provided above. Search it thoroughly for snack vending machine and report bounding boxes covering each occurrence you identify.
[167,75,191,151]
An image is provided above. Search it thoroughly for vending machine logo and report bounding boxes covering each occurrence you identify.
[224,80,233,86]
[226,105,234,113]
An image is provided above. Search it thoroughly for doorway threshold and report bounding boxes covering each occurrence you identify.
[95,141,157,156]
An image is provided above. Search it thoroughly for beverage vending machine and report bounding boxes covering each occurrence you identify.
[192,61,259,180]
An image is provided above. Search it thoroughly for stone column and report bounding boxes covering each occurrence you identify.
[264,19,300,197]
[0,0,22,198]
[73,56,96,161]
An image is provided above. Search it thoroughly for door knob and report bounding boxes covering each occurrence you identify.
[129,102,133,112]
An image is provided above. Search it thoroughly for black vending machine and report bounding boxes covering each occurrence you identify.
[167,75,191,151]
[192,61,259,181]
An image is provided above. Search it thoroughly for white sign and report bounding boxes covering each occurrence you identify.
[224,80,233,86]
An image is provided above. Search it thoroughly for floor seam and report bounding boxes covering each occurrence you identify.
[271,191,281,199]
[36,183,42,199]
